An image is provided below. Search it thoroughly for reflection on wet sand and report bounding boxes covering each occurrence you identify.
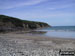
[15,31,47,35]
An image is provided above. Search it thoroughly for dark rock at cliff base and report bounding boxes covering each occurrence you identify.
[0,15,50,32]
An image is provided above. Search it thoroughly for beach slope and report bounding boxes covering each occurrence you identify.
[0,33,75,56]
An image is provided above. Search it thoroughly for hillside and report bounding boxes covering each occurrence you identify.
[0,15,50,32]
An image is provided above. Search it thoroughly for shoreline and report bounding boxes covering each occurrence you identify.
[0,30,75,40]
[0,32,75,43]
[0,31,75,40]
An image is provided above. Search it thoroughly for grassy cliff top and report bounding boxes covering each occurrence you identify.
[0,15,49,25]
[0,15,50,28]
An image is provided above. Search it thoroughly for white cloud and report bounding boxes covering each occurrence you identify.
[0,0,47,9]
[18,13,75,19]
[48,4,74,10]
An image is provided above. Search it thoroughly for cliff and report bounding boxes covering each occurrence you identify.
[0,15,50,32]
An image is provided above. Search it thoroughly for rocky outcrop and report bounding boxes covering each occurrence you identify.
[0,15,50,32]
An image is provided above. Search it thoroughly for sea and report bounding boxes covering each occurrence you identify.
[36,26,75,38]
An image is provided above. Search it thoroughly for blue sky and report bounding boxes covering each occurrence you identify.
[0,0,75,26]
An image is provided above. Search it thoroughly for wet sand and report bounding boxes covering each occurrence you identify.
[0,32,75,56]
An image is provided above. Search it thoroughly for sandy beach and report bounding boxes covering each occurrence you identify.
[0,32,75,56]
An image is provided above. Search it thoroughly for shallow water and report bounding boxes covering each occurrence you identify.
[35,26,75,38]
[44,31,75,38]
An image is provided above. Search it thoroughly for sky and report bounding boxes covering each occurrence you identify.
[0,0,75,26]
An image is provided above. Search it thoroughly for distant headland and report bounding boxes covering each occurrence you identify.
[0,15,50,32]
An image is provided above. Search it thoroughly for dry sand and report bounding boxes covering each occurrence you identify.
[0,32,75,56]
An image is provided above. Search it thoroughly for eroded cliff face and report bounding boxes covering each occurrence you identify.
[23,22,50,29]
[0,15,50,32]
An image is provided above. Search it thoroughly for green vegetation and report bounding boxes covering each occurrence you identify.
[0,15,23,27]
[0,15,50,32]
